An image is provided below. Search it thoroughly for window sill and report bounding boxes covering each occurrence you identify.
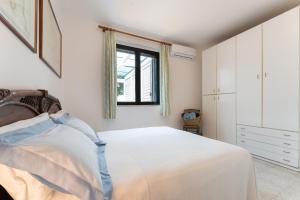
[117,102,160,106]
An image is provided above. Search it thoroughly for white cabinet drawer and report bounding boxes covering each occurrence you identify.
[237,125,298,141]
[238,138,299,168]
[237,131,298,150]
[237,137,298,160]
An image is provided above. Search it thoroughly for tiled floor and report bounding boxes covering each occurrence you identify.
[254,159,300,200]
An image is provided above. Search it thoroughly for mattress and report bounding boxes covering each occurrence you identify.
[0,127,257,200]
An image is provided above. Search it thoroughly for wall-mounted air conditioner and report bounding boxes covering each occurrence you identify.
[170,44,197,59]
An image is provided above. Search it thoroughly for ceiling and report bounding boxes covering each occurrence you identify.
[59,0,300,49]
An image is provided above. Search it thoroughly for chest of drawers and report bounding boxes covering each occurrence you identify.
[237,125,299,168]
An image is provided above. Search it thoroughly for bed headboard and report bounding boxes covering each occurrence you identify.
[0,89,62,127]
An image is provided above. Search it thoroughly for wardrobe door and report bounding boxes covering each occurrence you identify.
[217,94,236,144]
[236,25,262,127]
[217,37,236,94]
[202,95,217,139]
[202,46,217,95]
[263,7,299,132]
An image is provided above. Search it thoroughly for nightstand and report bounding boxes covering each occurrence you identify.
[183,125,201,135]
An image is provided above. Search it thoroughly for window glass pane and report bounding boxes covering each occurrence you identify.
[140,54,157,102]
[117,49,135,102]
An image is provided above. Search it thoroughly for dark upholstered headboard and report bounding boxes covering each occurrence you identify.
[0,89,62,200]
[0,89,62,127]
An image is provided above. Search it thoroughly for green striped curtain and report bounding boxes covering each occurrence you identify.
[104,31,117,119]
[160,44,171,117]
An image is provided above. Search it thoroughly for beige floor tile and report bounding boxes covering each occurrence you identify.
[254,159,300,200]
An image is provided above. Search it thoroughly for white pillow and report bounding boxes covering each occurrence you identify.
[0,118,109,200]
[0,163,79,200]
[50,111,101,143]
[0,113,49,135]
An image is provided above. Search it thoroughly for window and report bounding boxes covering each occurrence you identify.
[117,44,160,105]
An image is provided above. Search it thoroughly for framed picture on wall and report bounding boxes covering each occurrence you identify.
[39,0,62,78]
[0,0,38,52]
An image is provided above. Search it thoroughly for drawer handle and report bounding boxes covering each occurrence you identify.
[283,159,290,163]
[284,134,291,137]
[241,134,246,136]
[283,151,291,154]
[283,143,291,146]
[241,140,246,143]
[240,128,246,130]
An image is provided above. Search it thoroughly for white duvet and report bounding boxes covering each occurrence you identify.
[0,127,257,200]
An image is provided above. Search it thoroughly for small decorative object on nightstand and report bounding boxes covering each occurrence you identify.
[182,109,201,135]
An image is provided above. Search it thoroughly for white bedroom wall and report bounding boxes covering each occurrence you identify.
[57,10,202,131]
[0,22,64,101]
[0,0,201,132]
[41,0,202,131]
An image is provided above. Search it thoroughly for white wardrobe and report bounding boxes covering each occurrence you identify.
[203,6,300,170]
[202,38,236,145]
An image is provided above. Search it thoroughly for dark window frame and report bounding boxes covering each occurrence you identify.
[117,44,160,106]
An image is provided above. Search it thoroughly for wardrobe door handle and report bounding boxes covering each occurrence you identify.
[264,72,268,78]
[283,143,291,146]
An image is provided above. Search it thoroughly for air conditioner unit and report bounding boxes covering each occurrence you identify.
[170,44,197,59]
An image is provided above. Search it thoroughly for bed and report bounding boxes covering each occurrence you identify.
[0,89,257,200]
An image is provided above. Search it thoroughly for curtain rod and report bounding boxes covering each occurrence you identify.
[98,25,172,46]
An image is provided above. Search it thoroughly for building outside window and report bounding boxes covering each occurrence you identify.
[116,44,160,105]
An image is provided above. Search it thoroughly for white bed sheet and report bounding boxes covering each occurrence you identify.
[99,127,257,200]
[0,126,257,200]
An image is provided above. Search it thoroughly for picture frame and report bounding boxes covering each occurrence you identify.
[39,0,62,78]
[0,0,38,52]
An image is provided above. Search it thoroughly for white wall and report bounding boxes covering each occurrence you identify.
[0,0,201,132]
[59,12,202,131]
[0,22,63,101]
